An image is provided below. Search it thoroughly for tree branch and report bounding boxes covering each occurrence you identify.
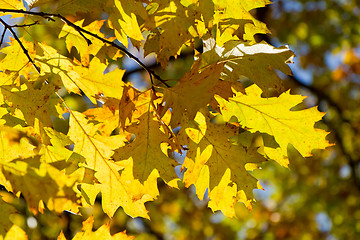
[0,8,170,88]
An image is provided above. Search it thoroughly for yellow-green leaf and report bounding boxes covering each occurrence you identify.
[215,84,332,166]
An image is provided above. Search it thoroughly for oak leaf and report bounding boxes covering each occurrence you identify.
[112,110,180,184]
[58,216,134,240]
[215,84,332,166]
[37,43,125,102]
[72,58,125,103]
[107,0,148,47]
[0,37,35,74]
[0,126,37,164]
[1,82,60,126]
[58,20,110,65]
[68,111,159,218]
[2,225,27,240]
[210,0,271,45]
[144,0,199,67]
[30,0,107,17]
[179,111,266,217]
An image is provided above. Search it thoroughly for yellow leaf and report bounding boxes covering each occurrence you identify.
[215,84,332,166]
[36,43,81,94]
[68,111,157,218]
[107,0,147,47]
[40,128,85,176]
[208,168,237,218]
[210,0,271,45]
[113,110,180,184]
[1,160,80,214]
[37,43,125,101]
[30,0,107,17]
[58,20,118,65]
[0,126,38,162]
[73,58,125,103]
[144,0,199,67]
[57,231,67,240]
[243,19,270,43]
[0,0,25,17]
[3,225,27,240]
[67,216,134,240]
[179,111,266,217]
[1,82,61,126]
[240,0,273,11]
[83,102,121,137]
[0,37,35,73]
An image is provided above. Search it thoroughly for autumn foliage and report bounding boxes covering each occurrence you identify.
[0,0,331,239]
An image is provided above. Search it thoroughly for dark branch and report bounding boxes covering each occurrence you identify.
[0,27,6,45]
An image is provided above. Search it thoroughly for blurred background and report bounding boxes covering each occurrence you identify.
[1,0,360,239]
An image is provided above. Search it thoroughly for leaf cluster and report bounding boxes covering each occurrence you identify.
[0,0,331,238]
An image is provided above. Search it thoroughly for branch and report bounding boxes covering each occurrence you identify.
[289,75,350,123]
[0,8,170,88]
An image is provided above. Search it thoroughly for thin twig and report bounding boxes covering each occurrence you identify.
[0,17,40,73]
[9,21,39,28]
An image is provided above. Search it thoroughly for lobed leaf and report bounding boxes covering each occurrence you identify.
[179,111,266,217]
[215,84,332,166]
